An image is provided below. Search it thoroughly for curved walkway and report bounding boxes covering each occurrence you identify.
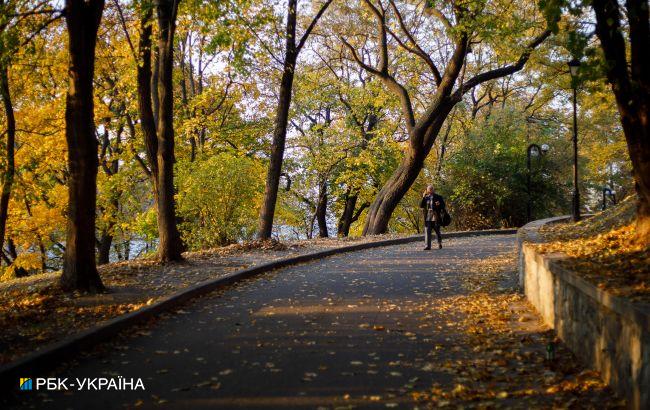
[4,235,620,409]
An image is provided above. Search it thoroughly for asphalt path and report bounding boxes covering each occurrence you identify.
[4,235,577,409]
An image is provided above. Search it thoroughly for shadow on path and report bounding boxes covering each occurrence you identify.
[3,235,621,409]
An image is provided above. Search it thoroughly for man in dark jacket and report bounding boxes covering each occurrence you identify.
[420,185,445,250]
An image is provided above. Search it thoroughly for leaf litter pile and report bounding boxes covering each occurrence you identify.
[409,251,623,408]
[0,235,402,365]
[537,196,649,304]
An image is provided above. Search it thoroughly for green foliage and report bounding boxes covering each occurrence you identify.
[0,0,635,276]
[437,107,569,229]
[175,154,264,249]
[133,208,159,243]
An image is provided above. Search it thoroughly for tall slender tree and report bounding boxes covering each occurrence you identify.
[60,0,105,291]
[257,0,334,239]
[0,0,16,265]
[135,0,184,261]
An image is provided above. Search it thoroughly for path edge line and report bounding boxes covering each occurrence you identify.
[0,228,516,384]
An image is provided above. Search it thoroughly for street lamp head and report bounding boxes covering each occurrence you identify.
[541,144,550,154]
[568,58,581,78]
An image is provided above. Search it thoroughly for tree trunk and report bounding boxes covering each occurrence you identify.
[155,0,184,261]
[136,0,183,261]
[0,61,15,261]
[60,0,105,292]
[7,237,17,259]
[316,182,328,238]
[97,231,112,265]
[338,189,358,237]
[136,2,158,185]
[592,0,650,244]
[258,0,297,239]
[337,190,369,237]
[363,149,425,235]
[363,101,455,235]
[630,140,650,243]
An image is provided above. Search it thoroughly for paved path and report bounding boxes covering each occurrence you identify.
[4,235,619,409]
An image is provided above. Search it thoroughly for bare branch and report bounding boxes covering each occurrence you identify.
[455,29,552,96]
[387,0,441,84]
[342,0,416,131]
[361,0,388,72]
[18,12,63,48]
[296,0,334,53]
[112,0,137,62]
[424,5,452,31]
[240,16,283,66]
[340,37,381,76]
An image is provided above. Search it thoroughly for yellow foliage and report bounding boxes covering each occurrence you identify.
[1,253,41,281]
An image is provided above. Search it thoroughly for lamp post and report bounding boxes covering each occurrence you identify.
[526,143,549,222]
[568,58,581,222]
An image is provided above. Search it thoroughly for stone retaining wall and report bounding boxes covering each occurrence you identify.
[518,220,649,409]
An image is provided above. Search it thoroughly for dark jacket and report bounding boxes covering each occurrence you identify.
[420,193,446,222]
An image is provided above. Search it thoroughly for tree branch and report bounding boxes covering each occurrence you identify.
[387,0,442,84]
[455,29,552,96]
[296,0,334,53]
[112,0,137,62]
[424,5,453,31]
[341,0,416,131]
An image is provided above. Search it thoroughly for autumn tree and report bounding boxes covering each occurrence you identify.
[312,44,390,237]
[257,0,334,239]
[59,0,105,291]
[341,0,551,235]
[537,0,649,243]
[591,0,649,244]
[0,0,16,266]
[0,0,62,271]
[133,0,184,262]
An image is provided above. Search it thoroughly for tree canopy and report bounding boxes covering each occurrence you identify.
[0,0,643,288]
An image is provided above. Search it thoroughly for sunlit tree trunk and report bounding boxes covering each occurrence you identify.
[60,0,105,292]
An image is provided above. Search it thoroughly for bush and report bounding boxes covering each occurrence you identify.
[176,154,264,249]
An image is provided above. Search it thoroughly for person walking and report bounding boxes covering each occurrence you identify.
[420,185,446,250]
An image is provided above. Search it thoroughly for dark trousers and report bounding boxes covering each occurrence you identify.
[424,221,442,248]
